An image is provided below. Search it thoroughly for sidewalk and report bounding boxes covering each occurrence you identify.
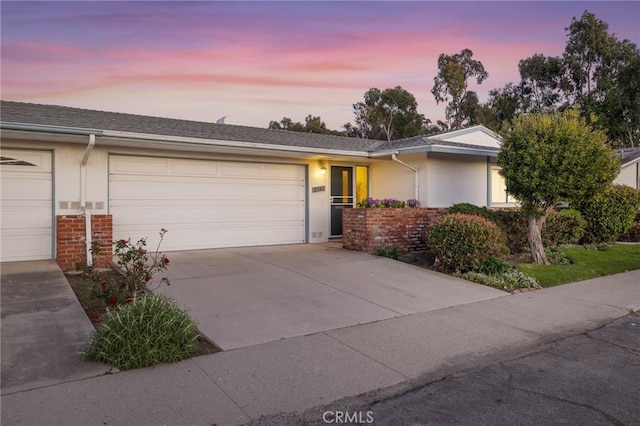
[1,270,638,426]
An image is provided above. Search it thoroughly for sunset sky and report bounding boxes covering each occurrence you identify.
[2,1,639,130]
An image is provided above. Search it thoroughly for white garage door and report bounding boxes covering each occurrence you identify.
[109,155,306,251]
[0,149,53,261]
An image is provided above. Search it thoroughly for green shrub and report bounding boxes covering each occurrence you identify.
[544,246,572,265]
[490,209,528,254]
[582,242,609,251]
[578,185,640,243]
[449,204,527,253]
[459,269,540,292]
[428,213,508,273]
[84,294,199,370]
[619,222,640,242]
[542,209,586,246]
[477,256,512,275]
[375,246,399,260]
[448,203,492,218]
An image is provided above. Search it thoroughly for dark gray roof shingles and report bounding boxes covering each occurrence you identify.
[617,147,640,166]
[1,101,382,153]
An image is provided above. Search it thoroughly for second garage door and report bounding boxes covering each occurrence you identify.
[109,155,306,251]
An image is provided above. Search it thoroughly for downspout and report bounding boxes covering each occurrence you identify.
[391,152,419,201]
[81,135,96,266]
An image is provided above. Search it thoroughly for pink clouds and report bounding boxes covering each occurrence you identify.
[2,1,638,129]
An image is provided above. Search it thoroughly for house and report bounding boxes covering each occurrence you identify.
[615,148,640,190]
[0,100,514,267]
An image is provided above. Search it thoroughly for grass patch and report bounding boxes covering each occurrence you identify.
[518,244,640,287]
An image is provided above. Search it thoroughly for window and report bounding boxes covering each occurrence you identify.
[355,166,368,205]
[490,167,514,205]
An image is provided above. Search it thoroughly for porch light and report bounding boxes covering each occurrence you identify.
[319,160,327,175]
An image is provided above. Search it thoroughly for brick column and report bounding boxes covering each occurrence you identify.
[56,214,113,271]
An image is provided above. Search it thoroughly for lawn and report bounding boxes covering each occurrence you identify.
[518,244,640,287]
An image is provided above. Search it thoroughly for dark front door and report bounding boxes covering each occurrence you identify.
[330,166,354,237]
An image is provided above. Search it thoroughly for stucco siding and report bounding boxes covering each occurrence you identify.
[615,163,639,189]
[370,153,427,202]
[426,153,488,207]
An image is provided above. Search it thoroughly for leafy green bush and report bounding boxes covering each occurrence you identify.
[477,256,512,275]
[84,294,199,370]
[375,246,399,260]
[490,209,528,254]
[428,213,508,273]
[544,246,572,265]
[459,269,540,292]
[448,204,528,253]
[448,203,492,218]
[619,222,640,242]
[449,204,588,253]
[578,185,640,243]
[542,209,586,246]
[582,242,609,251]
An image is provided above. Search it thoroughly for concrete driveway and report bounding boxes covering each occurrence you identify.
[159,243,506,350]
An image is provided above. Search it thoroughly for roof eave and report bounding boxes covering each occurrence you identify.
[1,121,103,136]
[0,122,370,158]
[370,144,499,157]
[621,156,640,168]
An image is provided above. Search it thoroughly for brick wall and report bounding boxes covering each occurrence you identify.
[342,208,448,253]
[56,214,113,271]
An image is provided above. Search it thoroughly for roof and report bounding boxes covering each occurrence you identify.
[617,147,640,167]
[0,100,501,157]
[1,101,381,153]
[374,125,501,156]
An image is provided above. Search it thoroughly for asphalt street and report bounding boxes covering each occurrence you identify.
[254,313,640,426]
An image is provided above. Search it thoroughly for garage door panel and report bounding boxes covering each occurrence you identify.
[1,201,52,227]
[170,160,218,176]
[109,156,306,251]
[0,149,52,261]
[110,180,304,201]
[1,228,52,261]
[115,222,304,251]
[262,165,306,179]
[110,156,170,175]
[111,204,305,225]
[219,163,263,178]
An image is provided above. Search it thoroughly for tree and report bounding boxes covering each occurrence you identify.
[497,109,619,264]
[479,11,640,147]
[592,39,640,147]
[518,54,566,112]
[431,48,488,129]
[562,11,640,147]
[563,11,617,112]
[423,118,449,135]
[268,115,343,135]
[344,86,425,141]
